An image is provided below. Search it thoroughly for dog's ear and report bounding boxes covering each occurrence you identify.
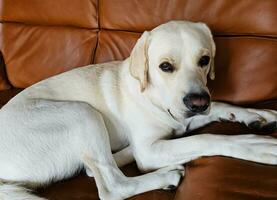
[199,23,216,80]
[129,31,150,92]
[209,55,215,80]
[209,40,216,80]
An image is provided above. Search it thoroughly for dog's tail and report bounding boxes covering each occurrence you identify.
[0,181,46,200]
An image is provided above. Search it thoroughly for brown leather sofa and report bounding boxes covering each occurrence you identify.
[1,0,277,199]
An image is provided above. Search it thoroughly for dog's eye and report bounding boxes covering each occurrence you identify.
[159,62,174,73]
[198,56,210,67]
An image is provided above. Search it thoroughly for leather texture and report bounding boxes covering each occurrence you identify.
[176,155,277,200]
[0,0,98,28]
[210,37,277,104]
[1,23,98,88]
[0,0,277,199]
[94,30,139,63]
[100,0,277,36]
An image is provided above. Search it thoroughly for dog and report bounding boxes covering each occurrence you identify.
[0,20,276,200]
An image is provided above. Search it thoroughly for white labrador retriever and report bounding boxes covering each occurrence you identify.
[0,21,276,200]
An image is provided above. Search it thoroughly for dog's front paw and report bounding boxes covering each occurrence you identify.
[243,109,277,132]
[230,134,277,165]
[156,165,185,190]
[248,121,277,132]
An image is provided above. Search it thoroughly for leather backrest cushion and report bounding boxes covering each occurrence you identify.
[0,0,98,88]
[0,23,98,88]
[0,0,98,28]
[209,37,277,104]
[100,0,277,36]
[94,31,138,64]
[95,31,277,104]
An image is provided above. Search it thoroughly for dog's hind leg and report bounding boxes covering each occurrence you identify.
[80,109,183,200]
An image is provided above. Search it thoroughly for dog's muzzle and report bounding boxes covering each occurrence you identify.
[183,91,211,113]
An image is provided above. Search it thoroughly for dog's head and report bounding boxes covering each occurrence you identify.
[129,21,216,121]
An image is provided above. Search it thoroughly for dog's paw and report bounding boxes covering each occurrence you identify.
[248,121,277,132]
[230,134,277,165]
[245,109,277,132]
[156,165,185,190]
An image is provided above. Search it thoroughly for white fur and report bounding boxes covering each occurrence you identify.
[0,21,276,200]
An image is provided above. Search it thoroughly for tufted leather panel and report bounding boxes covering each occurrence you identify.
[0,0,98,28]
[94,31,277,104]
[94,30,138,63]
[1,23,97,88]
[99,0,277,36]
[210,37,277,104]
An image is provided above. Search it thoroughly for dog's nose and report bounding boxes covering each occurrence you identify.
[183,92,211,113]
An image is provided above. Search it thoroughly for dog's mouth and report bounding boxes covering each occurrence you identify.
[167,109,206,122]
[167,109,204,122]
[186,111,197,118]
[167,109,178,121]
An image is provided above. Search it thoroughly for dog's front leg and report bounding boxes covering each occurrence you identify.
[85,146,135,177]
[113,146,134,167]
[135,133,277,172]
[185,102,277,132]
